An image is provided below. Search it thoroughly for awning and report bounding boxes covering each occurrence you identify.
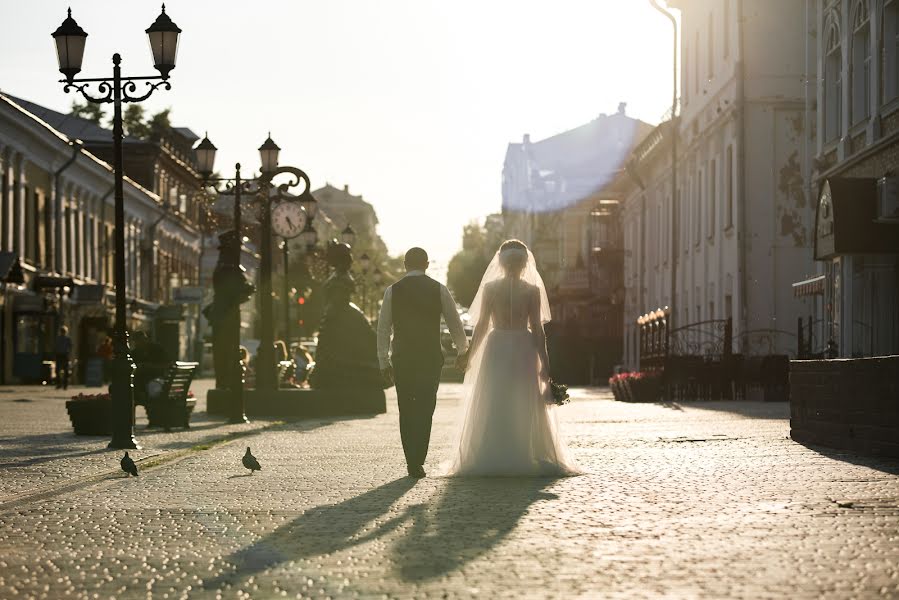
[32,275,75,291]
[815,178,899,259]
[0,252,25,284]
[792,275,825,297]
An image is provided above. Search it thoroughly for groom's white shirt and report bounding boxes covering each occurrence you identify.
[376,270,469,370]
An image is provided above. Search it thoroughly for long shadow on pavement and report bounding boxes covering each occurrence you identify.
[204,477,417,590]
[390,478,559,582]
[795,442,899,476]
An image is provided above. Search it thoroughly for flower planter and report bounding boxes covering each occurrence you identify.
[65,394,112,436]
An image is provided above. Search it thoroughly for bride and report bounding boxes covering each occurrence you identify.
[444,240,581,477]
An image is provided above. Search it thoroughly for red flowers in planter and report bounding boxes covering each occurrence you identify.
[69,392,111,402]
[609,371,662,402]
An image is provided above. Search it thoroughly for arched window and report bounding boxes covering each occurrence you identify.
[851,1,871,124]
[824,11,843,141]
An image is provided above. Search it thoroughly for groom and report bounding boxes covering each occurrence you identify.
[377,247,469,478]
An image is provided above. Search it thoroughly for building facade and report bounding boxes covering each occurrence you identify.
[0,93,201,383]
[619,0,815,369]
[502,105,649,382]
[809,0,899,357]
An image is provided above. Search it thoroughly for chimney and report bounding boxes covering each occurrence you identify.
[523,134,531,145]
[618,102,627,115]
[343,184,349,193]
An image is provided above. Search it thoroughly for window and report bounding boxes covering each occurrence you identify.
[708,11,714,79]
[725,145,734,228]
[824,11,843,141]
[851,1,871,124]
[724,0,730,59]
[708,159,717,238]
[884,0,899,101]
[656,203,662,267]
[694,31,700,95]
[725,294,733,321]
[695,170,702,245]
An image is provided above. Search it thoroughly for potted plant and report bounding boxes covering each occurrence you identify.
[65,392,112,436]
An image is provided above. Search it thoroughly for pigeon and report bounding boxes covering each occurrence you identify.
[242,447,261,474]
[120,452,138,477]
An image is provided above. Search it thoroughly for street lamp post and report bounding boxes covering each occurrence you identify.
[255,158,317,392]
[358,252,371,317]
[53,5,181,450]
[281,240,291,347]
[196,134,287,422]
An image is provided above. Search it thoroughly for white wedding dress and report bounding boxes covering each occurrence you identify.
[444,247,581,477]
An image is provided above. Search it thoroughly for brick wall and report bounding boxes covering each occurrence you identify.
[790,356,899,457]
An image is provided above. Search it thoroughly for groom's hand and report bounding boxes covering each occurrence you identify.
[455,352,468,371]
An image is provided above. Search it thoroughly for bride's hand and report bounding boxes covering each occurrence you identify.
[540,363,550,381]
[455,352,469,371]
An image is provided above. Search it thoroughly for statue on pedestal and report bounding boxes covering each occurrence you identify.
[309,240,382,391]
[203,231,255,394]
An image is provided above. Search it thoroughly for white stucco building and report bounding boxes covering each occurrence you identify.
[619,0,816,368]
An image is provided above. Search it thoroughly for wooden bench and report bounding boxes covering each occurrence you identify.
[145,361,199,431]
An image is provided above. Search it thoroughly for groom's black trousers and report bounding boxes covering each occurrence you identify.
[393,357,443,468]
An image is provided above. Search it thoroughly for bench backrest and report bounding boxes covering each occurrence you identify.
[162,361,199,402]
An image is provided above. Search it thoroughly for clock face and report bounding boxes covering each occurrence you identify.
[272,202,306,239]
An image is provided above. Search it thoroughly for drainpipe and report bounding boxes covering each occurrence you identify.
[97,185,114,286]
[53,140,82,274]
[737,0,749,346]
[649,0,678,329]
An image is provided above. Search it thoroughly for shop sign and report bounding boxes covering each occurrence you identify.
[172,286,206,304]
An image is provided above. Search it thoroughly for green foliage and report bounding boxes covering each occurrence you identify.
[447,221,504,308]
[120,105,172,139]
[122,105,150,138]
[70,100,105,124]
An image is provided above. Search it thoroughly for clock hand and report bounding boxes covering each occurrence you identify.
[286,216,293,228]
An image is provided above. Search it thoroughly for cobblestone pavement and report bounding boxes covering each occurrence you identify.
[0,379,275,504]
[1,386,898,599]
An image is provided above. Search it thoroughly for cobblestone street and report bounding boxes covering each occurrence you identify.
[1,385,898,599]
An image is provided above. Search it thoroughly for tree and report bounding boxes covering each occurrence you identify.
[70,100,105,124]
[122,105,151,138]
[447,221,497,308]
[119,105,172,139]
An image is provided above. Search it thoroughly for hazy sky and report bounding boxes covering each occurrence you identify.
[1,1,677,269]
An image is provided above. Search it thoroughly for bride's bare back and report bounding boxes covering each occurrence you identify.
[484,277,540,331]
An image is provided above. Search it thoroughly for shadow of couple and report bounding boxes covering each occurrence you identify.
[206,475,560,589]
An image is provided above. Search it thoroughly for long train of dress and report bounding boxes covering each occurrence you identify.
[444,329,581,477]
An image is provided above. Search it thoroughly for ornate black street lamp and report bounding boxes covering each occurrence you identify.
[53,5,181,450]
[195,134,283,423]
[340,224,357,246]
[255,161,316,391]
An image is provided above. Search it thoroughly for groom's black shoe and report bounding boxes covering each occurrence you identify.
[407,465,426,478]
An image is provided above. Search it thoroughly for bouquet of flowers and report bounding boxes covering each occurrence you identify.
[547,379,570,406]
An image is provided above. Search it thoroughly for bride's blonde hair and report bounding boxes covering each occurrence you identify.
[498,239,528,274]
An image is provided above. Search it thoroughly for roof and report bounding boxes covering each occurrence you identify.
[172,127,199,143]
[3,94,144,145]
[0,93,162,203]
[503,108,654,212]
[526,111,653,182]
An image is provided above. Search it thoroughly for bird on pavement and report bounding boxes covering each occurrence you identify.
[242,447,261,474]
[120,452,138,477]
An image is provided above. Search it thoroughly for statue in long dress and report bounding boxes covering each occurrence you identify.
[309,240,382,391]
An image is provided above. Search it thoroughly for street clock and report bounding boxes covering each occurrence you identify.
[271,202,306,239]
